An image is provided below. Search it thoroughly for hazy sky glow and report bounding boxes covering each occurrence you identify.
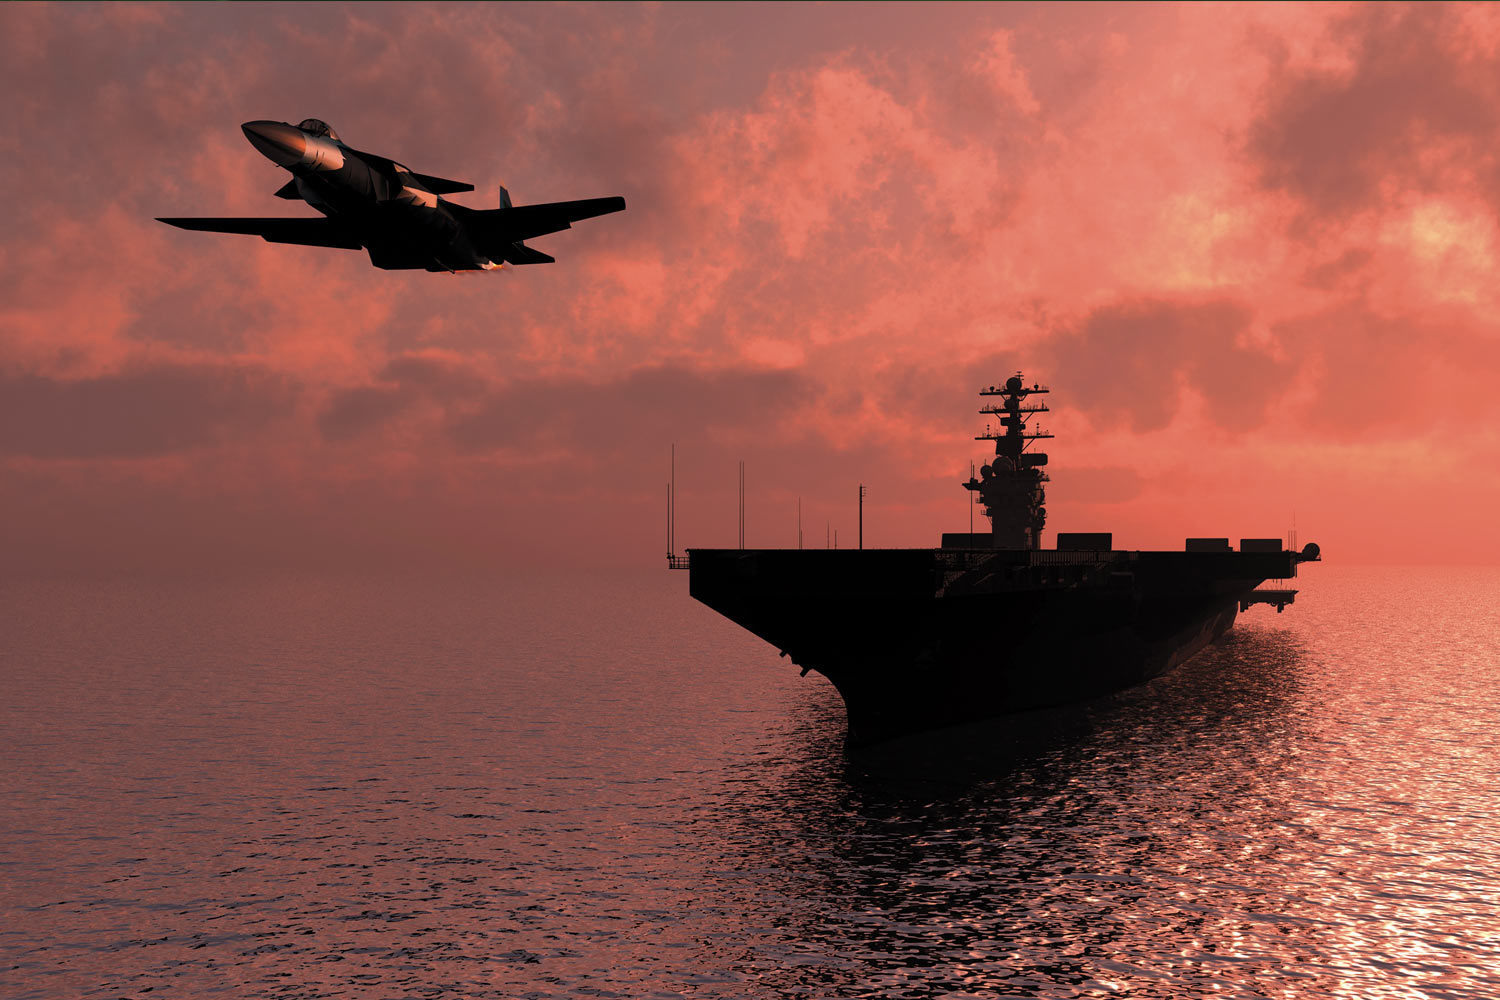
[4,1,1499,573]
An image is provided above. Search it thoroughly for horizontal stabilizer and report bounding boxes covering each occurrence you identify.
[500,242,555,265]
[470,195,627,244]
[407,171,474,194]
[272,179,301,199]
[157,217,363,250]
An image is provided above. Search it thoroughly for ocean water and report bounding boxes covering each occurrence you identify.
[3,565,1499,999]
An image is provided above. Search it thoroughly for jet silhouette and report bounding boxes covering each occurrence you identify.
[159,119,625,272]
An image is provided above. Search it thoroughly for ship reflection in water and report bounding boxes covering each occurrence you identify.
[719,628,1319,997]
[5,568,1500,998]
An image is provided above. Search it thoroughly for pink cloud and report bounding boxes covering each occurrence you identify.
[3,2,1498,572]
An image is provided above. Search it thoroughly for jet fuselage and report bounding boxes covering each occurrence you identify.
[246,121,487,270]
[160,119,626,271]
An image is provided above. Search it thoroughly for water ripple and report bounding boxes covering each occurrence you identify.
[2,567,1498,998]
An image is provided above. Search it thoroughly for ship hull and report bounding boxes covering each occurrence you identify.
[689,548,1293,745]
[819,596,1239,744]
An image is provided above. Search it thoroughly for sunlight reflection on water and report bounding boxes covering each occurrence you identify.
[2,566,1498,998]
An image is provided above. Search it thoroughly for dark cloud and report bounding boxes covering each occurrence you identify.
[377,354,488,392]
[448,364,815,453]
[1037,297,1286,432]
[319,360,820,462]
[317,353,496,442]
[1302,248,1375,290]
[0,363,295,459]
[317,385,408,443]
[1249,4,1499,217]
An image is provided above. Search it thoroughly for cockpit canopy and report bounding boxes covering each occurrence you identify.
[297,118,340,141]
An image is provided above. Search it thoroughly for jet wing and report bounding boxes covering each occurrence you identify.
[470,196,627,243]
[406,171,474,195]
[499,242,556,265]
[342,146,474,194]
[157,217,363,249]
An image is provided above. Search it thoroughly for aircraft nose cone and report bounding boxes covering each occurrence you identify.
[241,120,307,167]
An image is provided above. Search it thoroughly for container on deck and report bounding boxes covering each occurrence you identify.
[941,533,992,549]
[1057,532,1112,551]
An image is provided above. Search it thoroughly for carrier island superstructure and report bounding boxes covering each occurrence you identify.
[678,374,1321,745]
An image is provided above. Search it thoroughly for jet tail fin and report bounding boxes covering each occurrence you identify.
[498,185,513,210]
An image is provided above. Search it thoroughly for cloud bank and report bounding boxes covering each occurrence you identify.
[3,2,1498,572]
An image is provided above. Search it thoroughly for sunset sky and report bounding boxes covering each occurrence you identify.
[4,1,1498,573]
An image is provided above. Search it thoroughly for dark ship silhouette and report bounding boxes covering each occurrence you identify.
[675,374,1321,746]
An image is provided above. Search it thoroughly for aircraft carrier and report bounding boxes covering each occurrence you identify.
[676,374,1321,745]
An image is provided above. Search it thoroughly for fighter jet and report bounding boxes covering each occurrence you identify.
[159,119,625,272]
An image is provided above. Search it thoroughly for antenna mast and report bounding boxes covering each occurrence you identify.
[666,444,689,569]
[859,484,866,550]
